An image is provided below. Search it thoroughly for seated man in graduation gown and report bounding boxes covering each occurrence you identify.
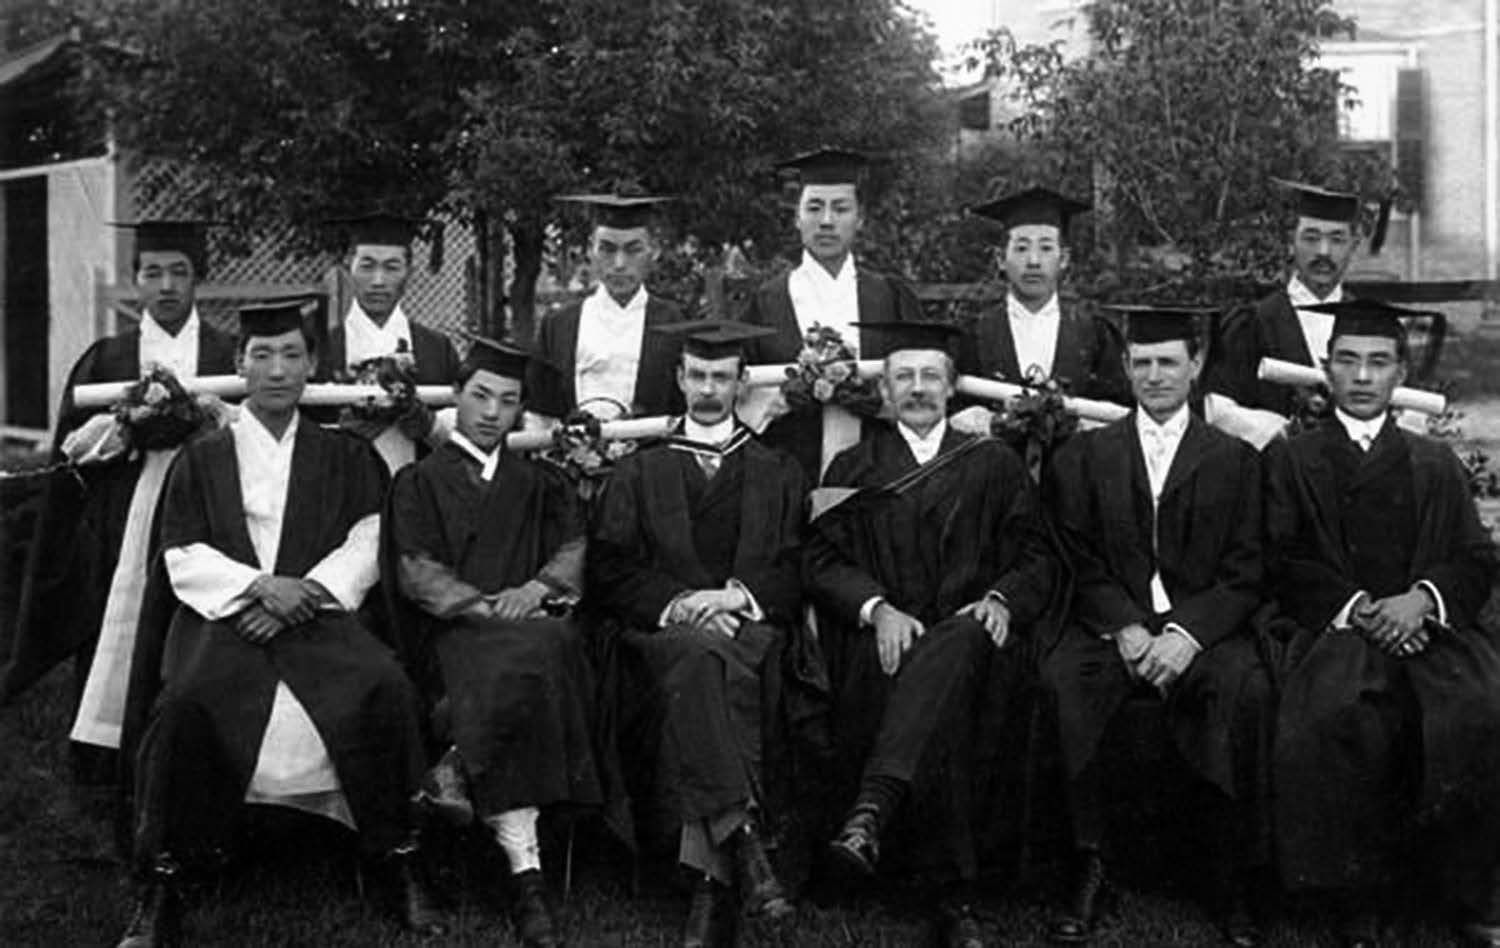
[318,212,462,469]
[1041,306,1271,948]
[1266,300,1500,948]
[387,337,604,948]
[956,187,1128,412]
[115,300,440,948]
[6,219,237,784]
[529,193,687,422]
[804,321,1057,948]
[589,320,803,947]
[1208,180,1380,416]
[743,147,923,481]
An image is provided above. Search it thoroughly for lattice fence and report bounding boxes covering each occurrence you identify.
[128,159,478,344]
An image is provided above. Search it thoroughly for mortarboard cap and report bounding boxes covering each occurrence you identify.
[1301,298,1430,343]
[554,193,672,230]
[969,186,1091,232]
[652,319,776,361]
[113,219,211,271]
[1106,304,1221,346]
[328,212,423,250]
[238,297,318,340]
[1273,178,1362,224]
[776,147,869,187]
[851,320,965,359]
[462,335,533,382]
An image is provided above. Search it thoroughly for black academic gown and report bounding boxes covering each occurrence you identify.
[1266,420,1500,905]
[3,323,237,705]
[744,266,923,482]
[124,419,425,867]
[386,443,603,818]
[802,424,1059,879]
[1208,288,1333,416]
[958,297,1130,405]
[1041,414,1269,801]
[587,429,805,851]
[320,321,461,386]
[528,295,687,419]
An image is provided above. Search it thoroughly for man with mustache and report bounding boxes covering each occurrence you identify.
[6,220,237,780]
[803,321,1056,948]
[529,194,686,422]
[1209,180,1378,416]
[1041,306,1271,947]
[1266,300,1500,948]
[743,148,923,482]
[386,338,604,948]
[589,320,803,947]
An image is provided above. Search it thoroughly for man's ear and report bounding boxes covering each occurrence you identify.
[1059,246,1072,272]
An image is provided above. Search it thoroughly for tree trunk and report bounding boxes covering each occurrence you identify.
[508,216,544,344]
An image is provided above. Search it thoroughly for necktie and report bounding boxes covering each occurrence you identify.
[1145,428,1170,483]
[1357,432,1374,453]
[698,454,720,480]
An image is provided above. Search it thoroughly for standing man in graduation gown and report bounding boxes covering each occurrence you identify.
[529,194,687,422]
[1267,301,1500,948]
[743,148,923,481]
[387,338,604,948]
[5,220,236,779]
[956,187,1127,409]
[1208,180,1378,416]
[116,300,440,948]
[804,322,1056,948]
[1041,306,1271,947]
[589,320,802,947]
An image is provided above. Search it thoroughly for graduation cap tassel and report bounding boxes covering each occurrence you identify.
[1370,196,1393,255]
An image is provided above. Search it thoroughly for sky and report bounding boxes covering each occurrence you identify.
[907,0,998,84]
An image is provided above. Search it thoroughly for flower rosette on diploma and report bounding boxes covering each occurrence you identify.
[61,366,228,467]
[990,367,1081,481]
[539,406,642,503]
[780,324,884,418]
[336,342,422,438]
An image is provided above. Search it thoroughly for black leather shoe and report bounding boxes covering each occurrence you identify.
[116,876,179,948]
[940,902,987,948]
[512,869,560,948]
[683,876,733,948]
[415,746,474,828]
[733,820,793,920]
[385,845,447,936]
[827,806,880,877]
[1048,850,1112,944]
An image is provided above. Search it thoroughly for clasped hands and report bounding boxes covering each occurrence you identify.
[666,585,752,638]
[234,575,335,645]
[461,580,552,622]
[1348,589,1436,657]
[1115,623,1197,692]
[872,595,1011,678]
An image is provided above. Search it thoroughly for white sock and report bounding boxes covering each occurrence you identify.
[486,806,542,875]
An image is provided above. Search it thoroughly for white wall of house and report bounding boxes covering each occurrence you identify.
[45,156,116,429]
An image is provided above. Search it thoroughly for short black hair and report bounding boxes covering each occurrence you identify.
[1327,329,1409,363]
[236,324,319,355]
[455,358,526,395]
[133,248,204,282]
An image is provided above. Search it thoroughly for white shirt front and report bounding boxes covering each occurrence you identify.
[1334,407,1386,452]
[342,299,414,368]
[788,251,861,354]
[683,416,736,446]
[1286,275,1343,366]
[1007,291,1061,380]
[139,308,202,381]
[897,417,947,466]
[575,284,647,414]
[1136,405,1191,614]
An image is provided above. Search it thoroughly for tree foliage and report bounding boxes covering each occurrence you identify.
[971,0,1396,301]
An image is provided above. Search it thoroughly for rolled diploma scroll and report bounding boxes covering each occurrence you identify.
[74,377,459,408]
[503,416,677,452]
[1257,358,1446,415]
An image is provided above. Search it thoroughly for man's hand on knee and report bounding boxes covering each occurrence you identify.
[1113,623,1152,677]
[873,603,924,677]
[1138,629,1199,691]
[957,595,1011,649]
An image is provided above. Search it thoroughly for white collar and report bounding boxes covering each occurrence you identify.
[897,417,947,451]
[140,307,200,341]
[1135,404,1191,439]
[795,250,856,286]
[587,283,648,315]
[449,429,502,481]
[235,406,300,448]
[1334,407,1387,444]
[1006,291,1061,321]
[683,415,737,446]
[346,299,412,339]
[1286,275,1343,308]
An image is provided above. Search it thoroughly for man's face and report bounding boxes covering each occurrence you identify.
[1290,215,1358,297]
[795,184,861,265]
[135,250,198,325]
[677,351,744,426]
[1125,339,1201,420]
[239,328,315,415]
[348,243,411,318]
[1001,223,1068,305]
[881,348,954,433]
[456,368,522,450]
[1326,334,1405,421]
[590,225,656,301]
